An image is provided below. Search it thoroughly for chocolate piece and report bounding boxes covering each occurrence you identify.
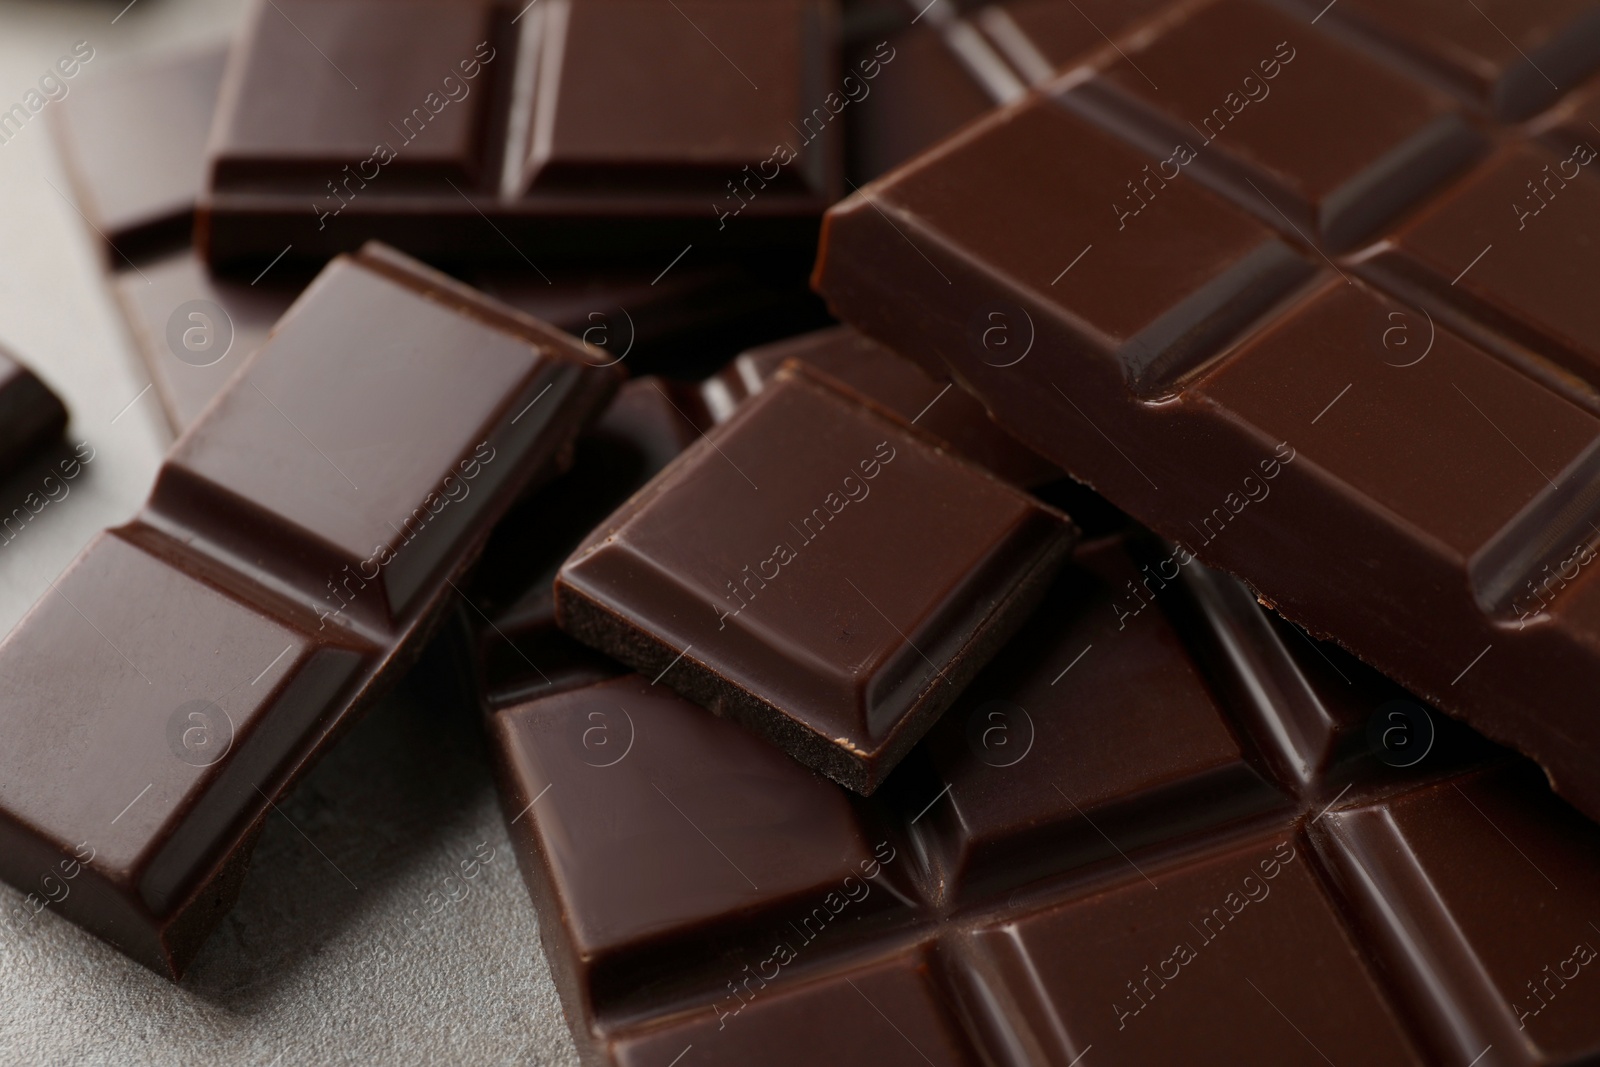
[495,529,1554,1064]
[812,30,1600,823]
[0,243,617,978]
[1059,0,1484,249]
[201,0,839,270]
[0,347,69,478]
[554,364,1075,793]
[49,45,226,261]
[701,326,1060,486]
[1292,0,1600,120]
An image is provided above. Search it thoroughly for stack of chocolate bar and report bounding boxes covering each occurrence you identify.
[8,0,1600,1062]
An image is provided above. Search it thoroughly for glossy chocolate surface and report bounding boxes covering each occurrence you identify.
[201,0,840,269]
[813,2,1600,826]
[495,528,1583,1065]
[1060,0,1483,249]
[0,243,617,978]
[554,365,1074,793]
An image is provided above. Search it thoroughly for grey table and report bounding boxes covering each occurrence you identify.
[0,2,578,1063]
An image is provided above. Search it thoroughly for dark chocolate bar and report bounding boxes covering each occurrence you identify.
[814,0,1600,823]
[494,526,1589,1065]
[0,243,617,978]
[200,0,841,270]
[554,363,1075,792]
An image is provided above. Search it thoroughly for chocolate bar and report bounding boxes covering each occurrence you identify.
[495,525,1592,1065]
[200,0,841,270]
[554,363,1075,793]
[814,0,1600,822]
[0,243,617,978]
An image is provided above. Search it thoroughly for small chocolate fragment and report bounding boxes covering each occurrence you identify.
[555,364,1074,793]
[702,326,1060,487]
[0,243,617,978]
[0,347,69,478]
[49,45,226,261]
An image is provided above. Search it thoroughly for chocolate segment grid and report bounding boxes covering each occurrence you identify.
[495,520,1588,1065]
[814,0,1600,825]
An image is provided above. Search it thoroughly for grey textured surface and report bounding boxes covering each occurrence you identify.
[0,2,579,1064]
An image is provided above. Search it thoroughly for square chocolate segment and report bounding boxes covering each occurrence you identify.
[490,676,902,1018]
[507,0,836,201]
[911,537,1279,898]
[1060,0,1483,249]
[149,246,597,629]
[211,0,500,187]
[555,364,1075,793]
